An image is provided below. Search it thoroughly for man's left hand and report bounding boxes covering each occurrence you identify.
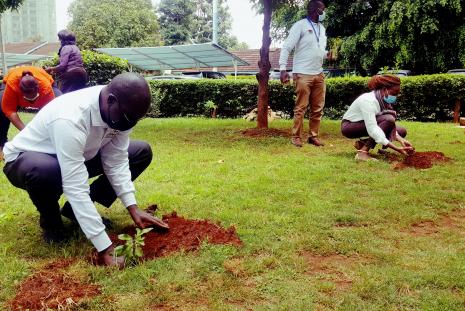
[127,205,169,230]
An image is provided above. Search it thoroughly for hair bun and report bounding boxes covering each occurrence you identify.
[368,74,401,90]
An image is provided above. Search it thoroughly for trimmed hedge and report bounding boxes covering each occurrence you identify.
[39,50,129,86]
[149,74,465,121]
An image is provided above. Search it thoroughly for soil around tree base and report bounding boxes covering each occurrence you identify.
[9,259,101,311]
[105,211,242,262]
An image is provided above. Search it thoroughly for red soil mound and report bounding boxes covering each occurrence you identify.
[109,211,242,261]
[9,259,100,311]
[390,151,450,169]
[241,128,290,138]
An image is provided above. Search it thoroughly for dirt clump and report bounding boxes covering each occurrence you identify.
[387,151,450,169]
[9,259,100,311]
[241,128,290,138]
[109,211,242,260]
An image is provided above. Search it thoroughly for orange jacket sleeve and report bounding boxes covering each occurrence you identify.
[1,86,19,117]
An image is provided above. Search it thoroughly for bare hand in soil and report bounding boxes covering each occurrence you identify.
[99,245,125,268]
[394,146,415,155]
[128,205,169,230]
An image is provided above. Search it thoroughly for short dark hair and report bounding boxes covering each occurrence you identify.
[19,73,38,93]
[57,29,76,45]
[307,0,324,12]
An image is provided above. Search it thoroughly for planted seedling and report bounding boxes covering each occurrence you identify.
[114,227,153,266]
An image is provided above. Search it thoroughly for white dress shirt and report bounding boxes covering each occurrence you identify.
[279,18,327,75]
[342,91,390,146]
[4,86,137,251]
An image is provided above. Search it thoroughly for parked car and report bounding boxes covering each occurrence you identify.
[145,75,200,80]
[182,71,226,79]
[376,69,412,77]
[447,69,465,75]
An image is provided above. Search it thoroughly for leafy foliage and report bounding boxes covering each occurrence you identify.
[68,0,162,49]
[114,228,153,266]
[148,75,465,121]
[0,0,24,12]
[157,0,246,49]
[157,0,195,46]
[271,0,465,74]
[39,50,129,86]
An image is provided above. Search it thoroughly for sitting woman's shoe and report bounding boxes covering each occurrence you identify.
[354,140,365,150]
[355,150,378,161]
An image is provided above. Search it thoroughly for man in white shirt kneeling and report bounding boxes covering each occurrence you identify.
[3,72,169,267]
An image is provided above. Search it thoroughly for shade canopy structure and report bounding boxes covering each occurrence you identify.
[1,53,50,69]
[96,43,249,71]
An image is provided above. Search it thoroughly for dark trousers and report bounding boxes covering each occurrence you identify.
[3,140,153,230]
[58,67,88,93]
[341,114,407,148]
[0,87,62,148]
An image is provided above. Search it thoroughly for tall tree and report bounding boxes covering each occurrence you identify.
[158,0,195,46]
[0,0,23,12]
[68,0,162,49]
[249,0,296,129]
[271,0,465,74]
[157,0,246,49]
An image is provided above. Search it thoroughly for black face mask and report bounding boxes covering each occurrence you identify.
[106,94,138,131]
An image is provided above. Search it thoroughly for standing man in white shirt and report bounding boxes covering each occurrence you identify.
[279,0,328,147]
[3,73,168,267]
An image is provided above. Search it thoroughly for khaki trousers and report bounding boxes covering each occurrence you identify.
[292,73,326,139]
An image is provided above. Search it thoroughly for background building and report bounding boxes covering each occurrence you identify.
[1,0,57,43]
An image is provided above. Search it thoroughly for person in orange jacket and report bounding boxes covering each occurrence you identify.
[0,66,62,157]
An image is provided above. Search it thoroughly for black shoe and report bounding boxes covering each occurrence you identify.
[61,202,113,229]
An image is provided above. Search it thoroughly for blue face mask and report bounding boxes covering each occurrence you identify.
[318,11,326,22]
[384,95,397,105]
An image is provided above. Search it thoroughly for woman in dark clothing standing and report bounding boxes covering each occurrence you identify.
[45,30,87,93]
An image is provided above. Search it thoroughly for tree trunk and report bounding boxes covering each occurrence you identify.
[255,0,272,129]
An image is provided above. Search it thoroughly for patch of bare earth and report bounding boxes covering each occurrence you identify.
[302,253,370,293]
[91,210,242,265]
[9,259,100,311]
[404,209,465,236]
[241,128,291,138]
[385,151,450,170]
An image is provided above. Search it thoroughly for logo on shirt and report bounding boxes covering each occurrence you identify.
[105,130,119,139]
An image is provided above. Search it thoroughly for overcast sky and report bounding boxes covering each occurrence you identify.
[56,0,267,48]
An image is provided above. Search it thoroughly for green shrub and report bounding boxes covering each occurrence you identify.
[39,50,129,86]
[225,75,257,80]
[148,74,465,121]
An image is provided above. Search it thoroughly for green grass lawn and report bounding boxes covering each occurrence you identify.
[2,115,465,310]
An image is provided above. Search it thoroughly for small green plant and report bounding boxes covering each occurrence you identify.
[114,227,153,265]
[204,100,218,118]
